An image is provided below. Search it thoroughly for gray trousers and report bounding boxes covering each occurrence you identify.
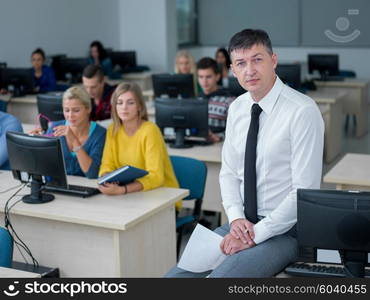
[165,223,298,278]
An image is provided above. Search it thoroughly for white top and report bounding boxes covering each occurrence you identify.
[220,77,324,244]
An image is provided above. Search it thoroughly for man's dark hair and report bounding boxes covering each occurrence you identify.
[82,64,105,81]
[32,48,46,60]
[228,29,273,57]
[196,57,220,74]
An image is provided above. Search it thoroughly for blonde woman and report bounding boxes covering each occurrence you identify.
[174,50,199,95]
[45,86,106,178]
[98,82,180,206]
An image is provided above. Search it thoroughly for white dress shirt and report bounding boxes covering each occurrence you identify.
[220,76,324,244]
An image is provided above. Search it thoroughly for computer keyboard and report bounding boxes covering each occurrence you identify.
[44,184,100,198]
[285,262,370,278]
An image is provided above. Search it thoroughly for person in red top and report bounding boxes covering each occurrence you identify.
[82,65,116,121]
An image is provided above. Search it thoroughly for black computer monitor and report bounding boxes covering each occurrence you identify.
[59,57,88,83]
[308,54,339,79]
[276,63,301,90]
[109,51,137,72]
[152,74,195,98]
[6,131,68,204]
[50,54,67,81]
[36,92,64,131]
[227,76,246,97]
[0,68,34,96]
[155,97,208,148]
[297,189,370,277]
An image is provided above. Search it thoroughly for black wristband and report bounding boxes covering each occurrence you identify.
[123,185,127,194]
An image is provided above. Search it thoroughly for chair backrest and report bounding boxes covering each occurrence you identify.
[170,155,207,201]
[338,70,356,78]
[0,227,13,267]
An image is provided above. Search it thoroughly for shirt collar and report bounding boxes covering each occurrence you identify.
[246,76,284,115]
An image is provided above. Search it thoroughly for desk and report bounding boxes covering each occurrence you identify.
[0,171,188,277]
[0,267,40,278]
[323,153,370,190]
[315,79,369,138]
[309,91,345,163]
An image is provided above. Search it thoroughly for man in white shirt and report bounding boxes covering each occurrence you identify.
[166,29,324,277]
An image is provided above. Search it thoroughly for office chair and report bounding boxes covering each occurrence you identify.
[0,227,13,267]
[0,100,7,112]
[170,155,207,258]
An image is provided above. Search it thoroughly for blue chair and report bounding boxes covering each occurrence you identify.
[0,227,13,267]
[170,155,207,257]
[0,99,8,112]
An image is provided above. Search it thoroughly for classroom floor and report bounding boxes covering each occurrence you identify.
[179,108,370,259]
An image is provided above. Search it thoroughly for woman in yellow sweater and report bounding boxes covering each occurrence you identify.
[98,82,179,202]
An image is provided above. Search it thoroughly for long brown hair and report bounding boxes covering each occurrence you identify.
[110,82,148,135]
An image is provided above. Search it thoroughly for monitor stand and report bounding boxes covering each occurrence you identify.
[22,176,54,204]
[170,129,192,149]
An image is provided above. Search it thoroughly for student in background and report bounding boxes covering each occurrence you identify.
[82,65,116,121]
[88,40,113,78]
[0,111,23,170]
[32,86,106,178]
[215,47,232,87]
[31,48,57,92]
[174,50,199,95]
[197,57,235,143]
[98,82,180,207]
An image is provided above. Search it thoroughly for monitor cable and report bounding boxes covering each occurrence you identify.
[4,181,40,268]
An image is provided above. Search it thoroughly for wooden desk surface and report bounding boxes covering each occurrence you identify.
[324,153,370,187]
[308,90,347,104]
[0,171,188,231]
[0,267,40,278]
[167,142,222,163]
[315,78,370,88]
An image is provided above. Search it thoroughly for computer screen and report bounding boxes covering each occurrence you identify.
[308,54,339,78]
[155,97,208,148]
[275,63,301,90]
[36,92,64,131]
[50,54,67,81]
[0,68,34,96]
[109,51,137,72]
[297,189,370,277]
[227,76,246,97]
[59,57,88,83]
[6,131,68,204]
[152,74,195,98]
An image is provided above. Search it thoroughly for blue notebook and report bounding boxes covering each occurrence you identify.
[98,165,148,185]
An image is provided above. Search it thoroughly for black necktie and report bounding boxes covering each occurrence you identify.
[244,103,263,223]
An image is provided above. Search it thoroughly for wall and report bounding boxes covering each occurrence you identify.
[118,0,177,72]
[0,0,120,67]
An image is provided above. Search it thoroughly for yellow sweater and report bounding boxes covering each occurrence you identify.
[99,121,181,209]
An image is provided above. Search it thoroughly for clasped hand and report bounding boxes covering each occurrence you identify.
[220,218,256,255]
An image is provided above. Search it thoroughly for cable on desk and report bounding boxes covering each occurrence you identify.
[4,181,40,268]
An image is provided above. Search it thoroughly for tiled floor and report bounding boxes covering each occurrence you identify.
[179,109,370,258]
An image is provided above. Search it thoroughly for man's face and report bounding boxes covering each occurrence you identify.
[82,76,104,99]
[230,44,277,101]
[197,68,220,95]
